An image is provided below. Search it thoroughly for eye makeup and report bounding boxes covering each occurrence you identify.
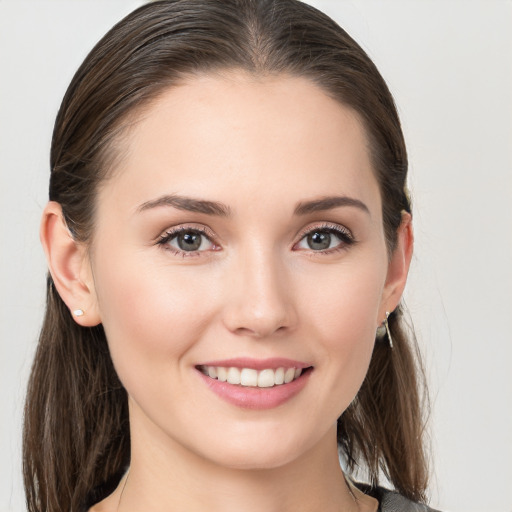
[155,220,356,259]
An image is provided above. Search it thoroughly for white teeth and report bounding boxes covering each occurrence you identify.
[257,369,275,388]
[284,368,295,384]
[227,367,241,385]
[240,368,258,386]
[201,365,306,387]
[275,367,285,385]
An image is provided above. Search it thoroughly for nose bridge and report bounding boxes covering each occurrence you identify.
[223,241,296,337]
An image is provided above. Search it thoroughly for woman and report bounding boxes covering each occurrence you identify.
[23,1,436,511]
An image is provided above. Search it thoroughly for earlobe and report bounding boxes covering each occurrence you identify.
[380,212,414,317]
[40,202,101,327]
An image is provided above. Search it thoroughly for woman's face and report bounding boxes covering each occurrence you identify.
[87,72,405,470]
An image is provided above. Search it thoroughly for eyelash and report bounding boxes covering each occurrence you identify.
[294,223,356,255]
[157,225,218,258]
[156,223,355,258]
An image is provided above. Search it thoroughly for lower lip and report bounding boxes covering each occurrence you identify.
[197,369,312,410]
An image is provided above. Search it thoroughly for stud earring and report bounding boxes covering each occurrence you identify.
[73,309,84,317]
[376,311,393,349]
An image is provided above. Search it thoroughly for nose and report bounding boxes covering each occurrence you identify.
[222,246,297,339]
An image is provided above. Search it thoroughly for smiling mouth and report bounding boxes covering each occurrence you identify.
[197,365,311,388]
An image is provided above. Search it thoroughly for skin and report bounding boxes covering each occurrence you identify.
[41,72,413,512]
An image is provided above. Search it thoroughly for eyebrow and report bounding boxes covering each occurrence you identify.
[137,194,231,216]
[137,193,369,217]
[294,196,370,216]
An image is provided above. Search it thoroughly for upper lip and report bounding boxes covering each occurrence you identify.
[197,357,312,371]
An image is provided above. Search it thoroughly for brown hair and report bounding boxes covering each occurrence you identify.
[23,1,428,510]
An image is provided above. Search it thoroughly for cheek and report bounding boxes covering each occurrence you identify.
[304,256,385,340]
[301,258,386,406]
[91,252,219,386]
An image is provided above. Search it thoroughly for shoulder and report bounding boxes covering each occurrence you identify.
[355,483,442,512]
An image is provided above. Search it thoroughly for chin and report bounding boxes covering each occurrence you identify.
[189,424,325,472]
[208,445,301,471]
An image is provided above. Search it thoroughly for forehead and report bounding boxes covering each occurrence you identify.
[100,72,381,217]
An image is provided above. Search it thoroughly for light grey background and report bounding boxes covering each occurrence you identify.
[1,1,511,511]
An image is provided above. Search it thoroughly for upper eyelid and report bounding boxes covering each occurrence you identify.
[157,224,216,242]
[158,221,352,238]
[295,222,354,241]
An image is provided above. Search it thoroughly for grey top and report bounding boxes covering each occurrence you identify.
[356,484,441,512]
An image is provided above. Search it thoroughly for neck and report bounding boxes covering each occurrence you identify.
[111,417,361,512]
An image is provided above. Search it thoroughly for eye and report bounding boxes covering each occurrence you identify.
[158,227,217,255]
[295,224,354,252]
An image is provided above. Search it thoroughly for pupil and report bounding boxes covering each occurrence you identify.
[178,232,201,251]
[308,231,331,250]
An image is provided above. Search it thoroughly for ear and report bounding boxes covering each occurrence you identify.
[40,201,101,327]
[379,212,414,319]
